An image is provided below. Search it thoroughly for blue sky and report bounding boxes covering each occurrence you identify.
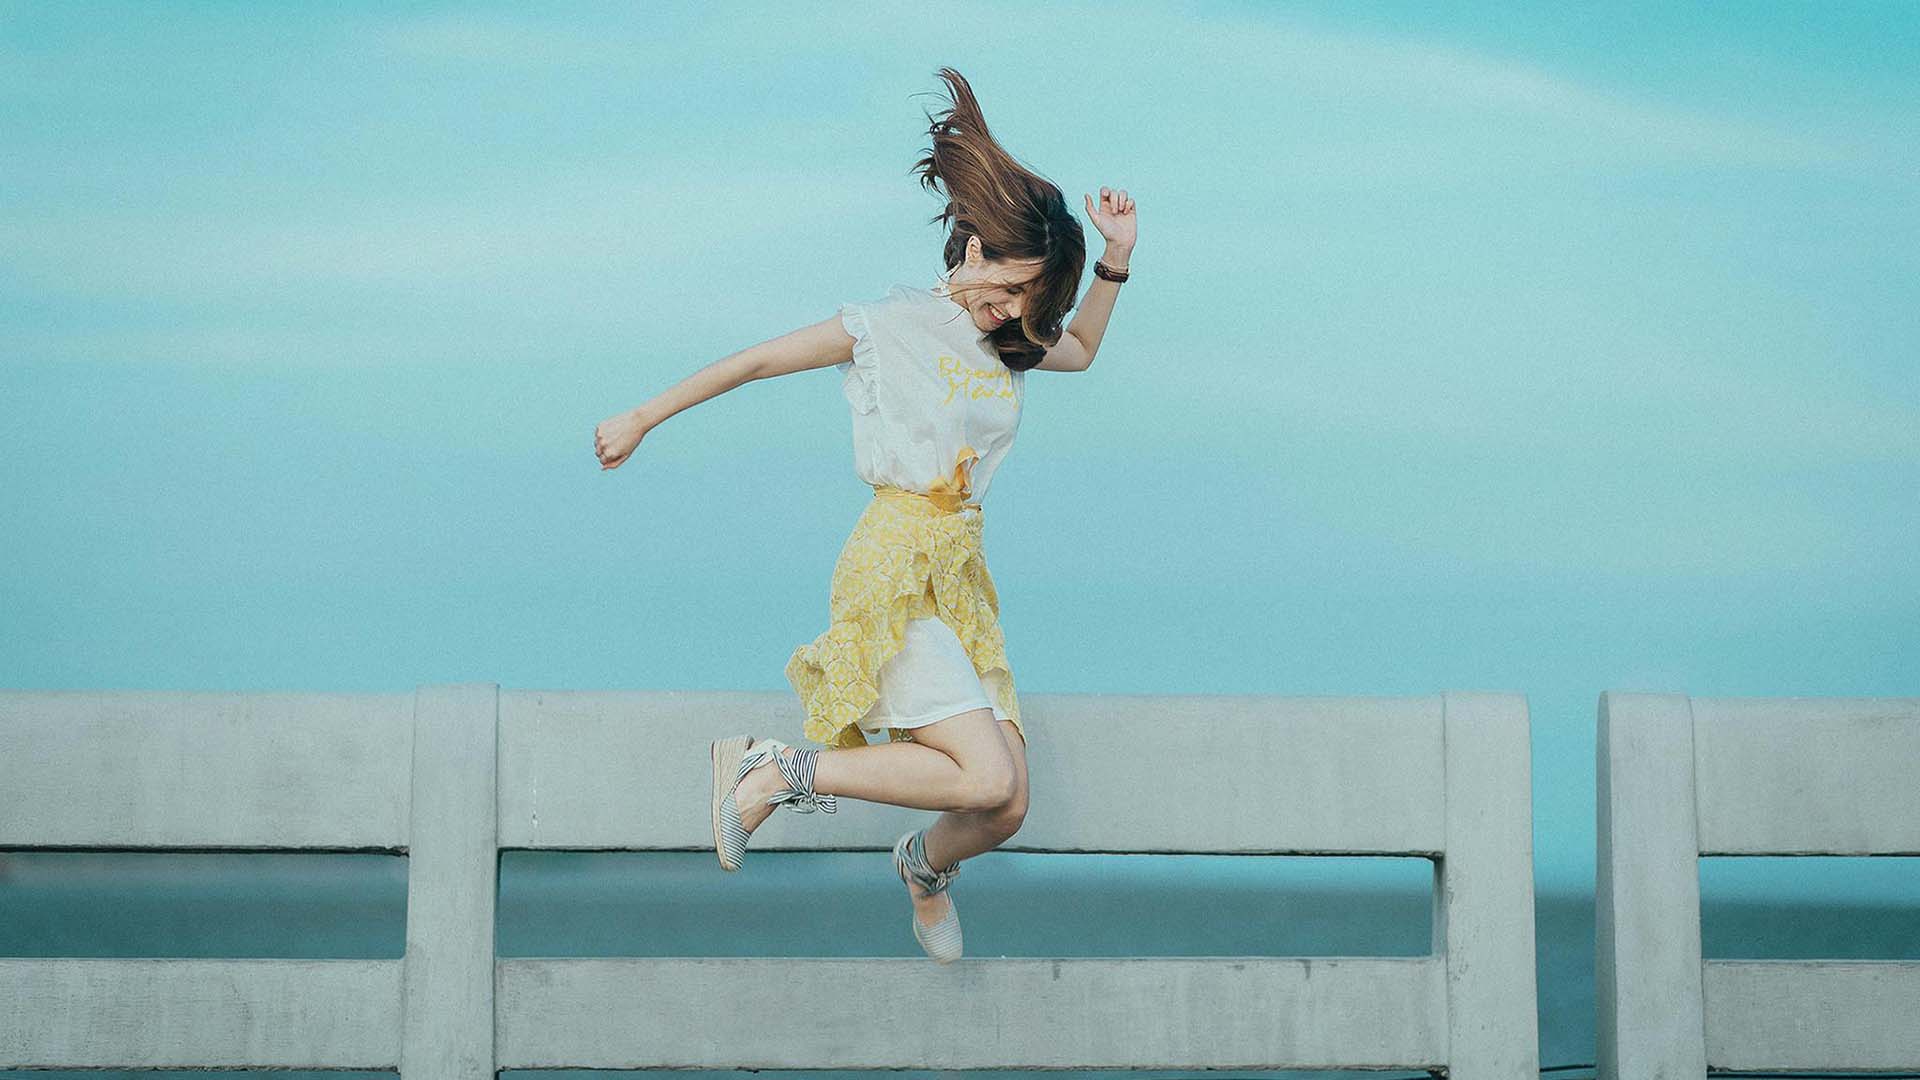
[2,2,1915,895]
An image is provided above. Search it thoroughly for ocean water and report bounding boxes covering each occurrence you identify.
[2,850,1915,1079]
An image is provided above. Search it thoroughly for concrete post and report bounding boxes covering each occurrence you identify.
[1433,691,1540,1077]
[400,683,499,1079]
[1595,691,1706,1079]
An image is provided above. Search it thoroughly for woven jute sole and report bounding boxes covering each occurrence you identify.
[709,735,753,871]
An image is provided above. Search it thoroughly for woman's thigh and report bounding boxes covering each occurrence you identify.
[903,706,1009,774]
[905,709,1028,811]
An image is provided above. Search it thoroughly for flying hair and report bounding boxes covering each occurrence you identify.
[907,67,1086,372]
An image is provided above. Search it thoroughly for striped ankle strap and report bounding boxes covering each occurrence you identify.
[765,745,837,814]
[896,828,961,896]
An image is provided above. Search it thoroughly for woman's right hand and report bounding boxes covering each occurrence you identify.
[594,408,650,470]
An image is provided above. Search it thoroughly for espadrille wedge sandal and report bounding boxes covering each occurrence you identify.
[710,735,837,872]
[893,827,963,964]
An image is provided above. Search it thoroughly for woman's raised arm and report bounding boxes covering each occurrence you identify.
[594,315,854,471]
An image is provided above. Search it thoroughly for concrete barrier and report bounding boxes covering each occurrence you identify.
[1595,692,1920,1076]
[1,685,1539,1076]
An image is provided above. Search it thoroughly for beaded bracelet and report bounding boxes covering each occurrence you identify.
[1094,259,1130,283]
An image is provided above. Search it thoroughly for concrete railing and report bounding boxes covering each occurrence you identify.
[1596,692,1920,1076]
[0,684,1539,1076]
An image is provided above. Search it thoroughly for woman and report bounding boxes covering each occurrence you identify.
[592,67,1136,963]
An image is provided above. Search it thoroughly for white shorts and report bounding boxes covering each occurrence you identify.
[857,616,1007,732]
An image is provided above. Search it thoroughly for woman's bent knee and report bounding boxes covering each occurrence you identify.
[974,774,1028,834]
[984,790,1027,838]
[956,764,1019,813]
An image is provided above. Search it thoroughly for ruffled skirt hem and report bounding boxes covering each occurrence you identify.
[784,495,1024,750]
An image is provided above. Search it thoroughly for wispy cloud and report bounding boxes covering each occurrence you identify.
[368,11,654,67]
[1,164,899,297]
[362,6,1854,171]
[1111,9,1869,178]
[1318,28,1849,168]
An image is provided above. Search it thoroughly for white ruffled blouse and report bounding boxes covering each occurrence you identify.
[836,282,1026,507]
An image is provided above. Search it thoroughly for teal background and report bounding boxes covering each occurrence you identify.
[2,2,1916,1075]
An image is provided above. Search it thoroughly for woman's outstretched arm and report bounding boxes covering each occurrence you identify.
[594,315,854,470]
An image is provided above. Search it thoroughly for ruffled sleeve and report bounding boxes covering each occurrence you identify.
[836,300,880,415]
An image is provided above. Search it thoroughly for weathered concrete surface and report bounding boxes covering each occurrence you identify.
[1436,690,1540,1077]
[498,689,1449,854]
[1,684,1540,1076]
[0,689,412,850]
[1704,958,1920,1070]
[0,957,401,1067]
[1598,691,1920,1077]
[496,955,1447,1070]
[1693,696,1920,855]
[1596,691,1707,1079]
[400,682,498,1080]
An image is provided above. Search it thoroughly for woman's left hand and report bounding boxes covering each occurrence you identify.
[1085,186,1137,251]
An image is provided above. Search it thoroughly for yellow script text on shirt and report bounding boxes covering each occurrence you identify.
[937,354,1016,406]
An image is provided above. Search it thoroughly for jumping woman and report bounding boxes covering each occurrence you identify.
[592,67,1136,963]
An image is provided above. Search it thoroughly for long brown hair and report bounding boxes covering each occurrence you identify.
[908,67,1086,372]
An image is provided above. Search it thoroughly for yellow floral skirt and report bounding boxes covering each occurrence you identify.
[784,486,1024,750]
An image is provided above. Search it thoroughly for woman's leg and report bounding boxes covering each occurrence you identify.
[891,715,1028,927]
[919,717,1029,865]
[729,707,1017,832]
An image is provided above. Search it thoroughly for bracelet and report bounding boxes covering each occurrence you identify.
[1094,259,1129,283]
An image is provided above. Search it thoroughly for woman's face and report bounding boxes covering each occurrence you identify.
[948,245,1045,333]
